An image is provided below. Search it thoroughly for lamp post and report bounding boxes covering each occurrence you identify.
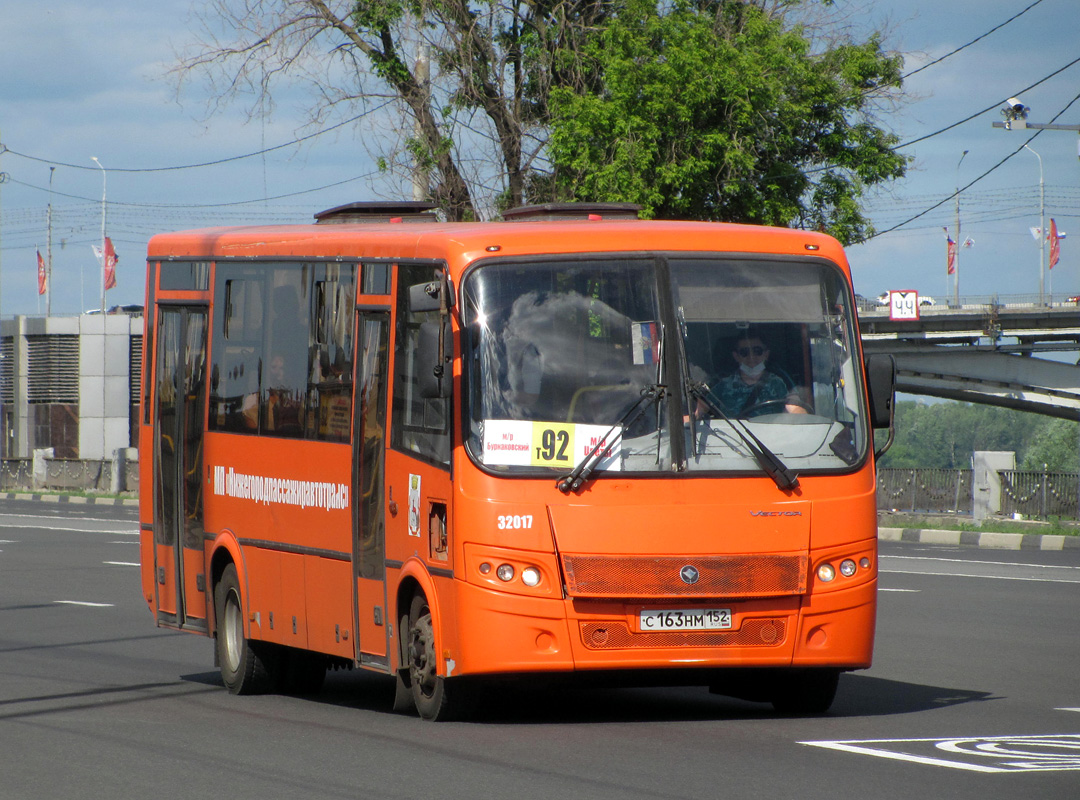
[90,156,106,314]
[953,150,968,306]
[1022,143,1045,305]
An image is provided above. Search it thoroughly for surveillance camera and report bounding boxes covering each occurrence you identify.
[1007,97,1022,109]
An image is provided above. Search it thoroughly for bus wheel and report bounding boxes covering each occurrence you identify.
[407,593,452,721]
[215,564,276,695]
[770,668,840,714]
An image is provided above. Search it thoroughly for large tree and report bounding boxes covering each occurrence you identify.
[175,0,905,230]
[175,0,607,219]
[545,0,908,243]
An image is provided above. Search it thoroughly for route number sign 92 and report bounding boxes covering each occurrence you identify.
[888,290,921,321]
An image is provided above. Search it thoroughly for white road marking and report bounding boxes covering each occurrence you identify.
[54,601,114,608]
[802,734,1080,773]
[880,588,921,593]
[104,561,140,567]
[880,554,1080,584]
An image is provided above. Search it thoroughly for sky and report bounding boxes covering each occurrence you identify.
[0,0,1078,316]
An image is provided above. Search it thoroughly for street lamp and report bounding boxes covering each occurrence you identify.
[90,156,106,314]
[992,97,1080,305]
[1022,143,1045,306]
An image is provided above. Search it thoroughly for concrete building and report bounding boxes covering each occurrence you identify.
[0,313,144,460]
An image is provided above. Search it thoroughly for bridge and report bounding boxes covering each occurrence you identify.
[858,296,1080,420]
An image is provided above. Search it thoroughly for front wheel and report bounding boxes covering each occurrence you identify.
[215,564,277,695]
[407,593,471,721]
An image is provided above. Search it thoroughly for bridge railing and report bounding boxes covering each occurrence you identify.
[999,470,1080,521]
[877,468,1079,520]
[877,469,974,515]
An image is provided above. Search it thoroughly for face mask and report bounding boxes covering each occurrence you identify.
[740,362,766,377]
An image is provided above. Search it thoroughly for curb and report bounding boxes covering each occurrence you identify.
[0,492,138,507]
[878,526,1080,552]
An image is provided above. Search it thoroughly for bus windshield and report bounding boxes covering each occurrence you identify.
[461,255,868,478]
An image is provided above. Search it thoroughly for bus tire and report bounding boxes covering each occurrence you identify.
[407,593,462,721]
[215,564,276,695]
[770,668,840,714]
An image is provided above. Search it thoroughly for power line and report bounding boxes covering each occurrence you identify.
[0,100,394,173]
[871,87,1080,238]
[898,0,1046,82]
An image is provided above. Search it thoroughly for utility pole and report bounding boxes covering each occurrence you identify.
[953,150,968,306]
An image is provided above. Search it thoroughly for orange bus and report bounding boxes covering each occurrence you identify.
[140,201,895,720]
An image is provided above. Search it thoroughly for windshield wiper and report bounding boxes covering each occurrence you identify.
[689,383,800,492]
[557,383,667,494]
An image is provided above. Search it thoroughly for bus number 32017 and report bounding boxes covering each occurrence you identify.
[497,515,534,530]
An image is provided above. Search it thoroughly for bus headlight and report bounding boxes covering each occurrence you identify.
[817,563,836,582]
[521,567,541,587]
[496,564,515,582]
[839,559,857,577]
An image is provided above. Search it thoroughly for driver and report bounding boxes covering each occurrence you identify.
[703,333,807,418]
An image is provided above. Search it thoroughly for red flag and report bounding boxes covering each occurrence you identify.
[103,236,118,290]
[946,236,957,275]
[36,248,46,295]
[1049,218,1061,269]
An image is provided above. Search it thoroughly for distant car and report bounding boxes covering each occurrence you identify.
[876,292,890,306]
[1067,295,1080,305]
[108,304,144,315]
[919,296,935,307]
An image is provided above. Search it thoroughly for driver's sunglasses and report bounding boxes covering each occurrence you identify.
[737,346,766,357]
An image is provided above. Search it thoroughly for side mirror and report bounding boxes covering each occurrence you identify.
[408,276,456,312]
[417,321,453,399]
[865,354,896,459]
[865,354,896,429]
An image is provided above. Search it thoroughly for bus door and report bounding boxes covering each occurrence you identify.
[352,310,391,665]
[152,305,209,631]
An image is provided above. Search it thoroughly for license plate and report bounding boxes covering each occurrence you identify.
[639,608,732,632]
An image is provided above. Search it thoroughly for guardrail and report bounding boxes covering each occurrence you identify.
[877,468,1079,521]
[0,458,139,494]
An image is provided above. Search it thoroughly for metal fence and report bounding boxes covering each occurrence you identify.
[877,469,974,515]
[999,470,1080,520]
[0,458,139,494]
[878,468,1080,520]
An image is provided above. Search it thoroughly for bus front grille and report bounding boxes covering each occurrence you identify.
[561,554,808,598]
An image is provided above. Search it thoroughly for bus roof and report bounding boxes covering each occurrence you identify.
[146,218,849,274]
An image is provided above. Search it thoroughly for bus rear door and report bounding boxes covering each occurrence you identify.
[152,305,209,631]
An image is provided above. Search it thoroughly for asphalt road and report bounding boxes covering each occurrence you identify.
[1,499,1077,799]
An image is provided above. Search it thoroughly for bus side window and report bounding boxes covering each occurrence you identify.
[262,277,310,438]
[310,264,357,442]
[210,275,264,433]
[391,263,451,466]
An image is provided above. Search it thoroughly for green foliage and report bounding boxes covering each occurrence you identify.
[545,0,907,243]
[881,400,1078,471]
[1020,418,1080,472]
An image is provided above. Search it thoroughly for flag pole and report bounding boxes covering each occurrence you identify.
[46,167,54,316]
[91,157,106,313]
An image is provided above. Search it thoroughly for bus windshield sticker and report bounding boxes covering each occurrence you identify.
[631,321,660,366]
[482,420,622,471]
